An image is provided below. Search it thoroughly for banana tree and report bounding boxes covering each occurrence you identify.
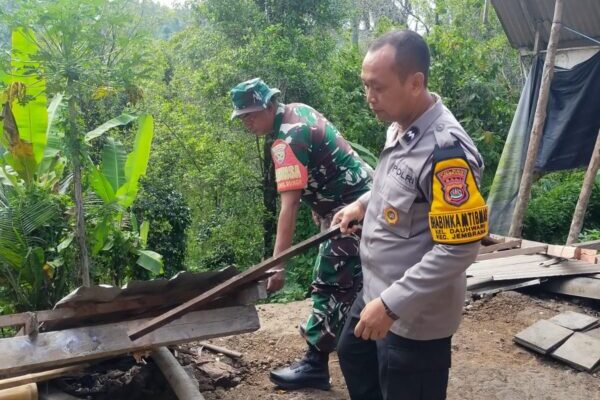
[86,114,163,276]
[0,28,48,187]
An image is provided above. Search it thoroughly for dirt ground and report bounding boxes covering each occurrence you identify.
[199,291,600,400]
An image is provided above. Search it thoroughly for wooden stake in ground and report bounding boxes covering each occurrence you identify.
[508,0,564,238]
[566,129,600,244]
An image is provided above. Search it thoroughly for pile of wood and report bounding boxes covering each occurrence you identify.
[0,224,342,399]
[469,235,600,299]
[514,311,600,372]
[0,267,267,398]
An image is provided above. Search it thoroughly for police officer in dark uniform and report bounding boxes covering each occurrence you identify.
[333,30,487,400]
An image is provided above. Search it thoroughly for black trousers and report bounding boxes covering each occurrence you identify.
[337,295,451,400]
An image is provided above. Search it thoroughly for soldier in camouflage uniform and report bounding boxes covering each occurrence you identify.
[230,78,372,390]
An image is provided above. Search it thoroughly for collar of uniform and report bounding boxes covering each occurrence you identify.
[387,93,444,152]
[271,103,286,134]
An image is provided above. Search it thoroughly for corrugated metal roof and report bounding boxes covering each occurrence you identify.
[55,267,239,307]
[491,0,600,50]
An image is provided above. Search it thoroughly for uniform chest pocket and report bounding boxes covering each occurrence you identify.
[376,181,417,238]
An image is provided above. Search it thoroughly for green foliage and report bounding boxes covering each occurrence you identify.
[524,171,600,244]
[0,185,73,311]
[133,177,191,277]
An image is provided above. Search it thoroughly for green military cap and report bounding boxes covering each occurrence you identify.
[230,78,280,120]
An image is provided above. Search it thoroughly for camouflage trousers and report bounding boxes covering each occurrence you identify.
[300,218,363,353]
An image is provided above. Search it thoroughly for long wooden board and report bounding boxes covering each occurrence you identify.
[543,277,600,300]
[478,240,521,255]
[476,245,547,261]
[129,224,344,341]
[0,305,259,378]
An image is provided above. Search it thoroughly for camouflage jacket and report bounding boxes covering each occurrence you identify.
[270,103,371,216]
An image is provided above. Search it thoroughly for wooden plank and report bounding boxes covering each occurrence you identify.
[0,305,259,378]
[466,276,494,291]
[0,364,88,391]
[489,260,600,281]
[476,245,547,261]
[478,240,521,255]
[470,279,542,296]
[470,254,551,270]
[551,332,600,371]
[514,320,573,354]
[549,311,598,331]
[129,224,344,341]
[573,238,600,250]
[543,277,600,300]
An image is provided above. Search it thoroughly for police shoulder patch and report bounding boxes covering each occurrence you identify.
[428,146,488,245]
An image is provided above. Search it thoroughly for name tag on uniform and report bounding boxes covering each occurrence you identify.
[389,160,416,190]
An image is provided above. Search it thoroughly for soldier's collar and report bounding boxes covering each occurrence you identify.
[398,93,444,150]
[271,103,286,134]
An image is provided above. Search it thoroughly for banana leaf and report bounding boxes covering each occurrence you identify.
[116,115,153,207]
[10,28,47,165]
[84,113,137,142]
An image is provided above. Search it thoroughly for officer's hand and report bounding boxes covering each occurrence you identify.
[331,201,365,235]
[266,269,285,293]
[354,297,394,340]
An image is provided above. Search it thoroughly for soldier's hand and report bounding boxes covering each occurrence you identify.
[332,201,365,235]
[311,210,322,227]
[266,269,285,293]
[354,297,394,340]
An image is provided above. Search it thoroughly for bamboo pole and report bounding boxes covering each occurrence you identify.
[566,129,600,244]
[152,347,204,400]
[508,0,564,238]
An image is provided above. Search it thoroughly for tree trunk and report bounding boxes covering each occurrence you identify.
[508,0,563,238]
[262,134,277,258]
[352,12,359,47]
[67,94,91,287]
[566,129,600,244]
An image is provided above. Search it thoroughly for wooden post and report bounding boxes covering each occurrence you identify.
[508,0,564,238]
[482,0,489,25]
[566,129,600,244]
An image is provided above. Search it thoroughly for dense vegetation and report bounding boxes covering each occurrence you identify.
[0,0,598,314]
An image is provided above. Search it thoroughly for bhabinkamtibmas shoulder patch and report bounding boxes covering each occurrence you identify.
[428,144,488,244]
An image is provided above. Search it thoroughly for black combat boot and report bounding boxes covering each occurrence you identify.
[269,345,331,390]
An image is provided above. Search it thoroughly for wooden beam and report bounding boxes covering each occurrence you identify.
[543,277,600,300]
[476,245,548,261]
[508,0,564,237]
[129,224,344,341]
[567,129,600,244]
[573,239,600,250]
[0,364,88,391]
[0,305,259,378]
[479,240,522,254]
